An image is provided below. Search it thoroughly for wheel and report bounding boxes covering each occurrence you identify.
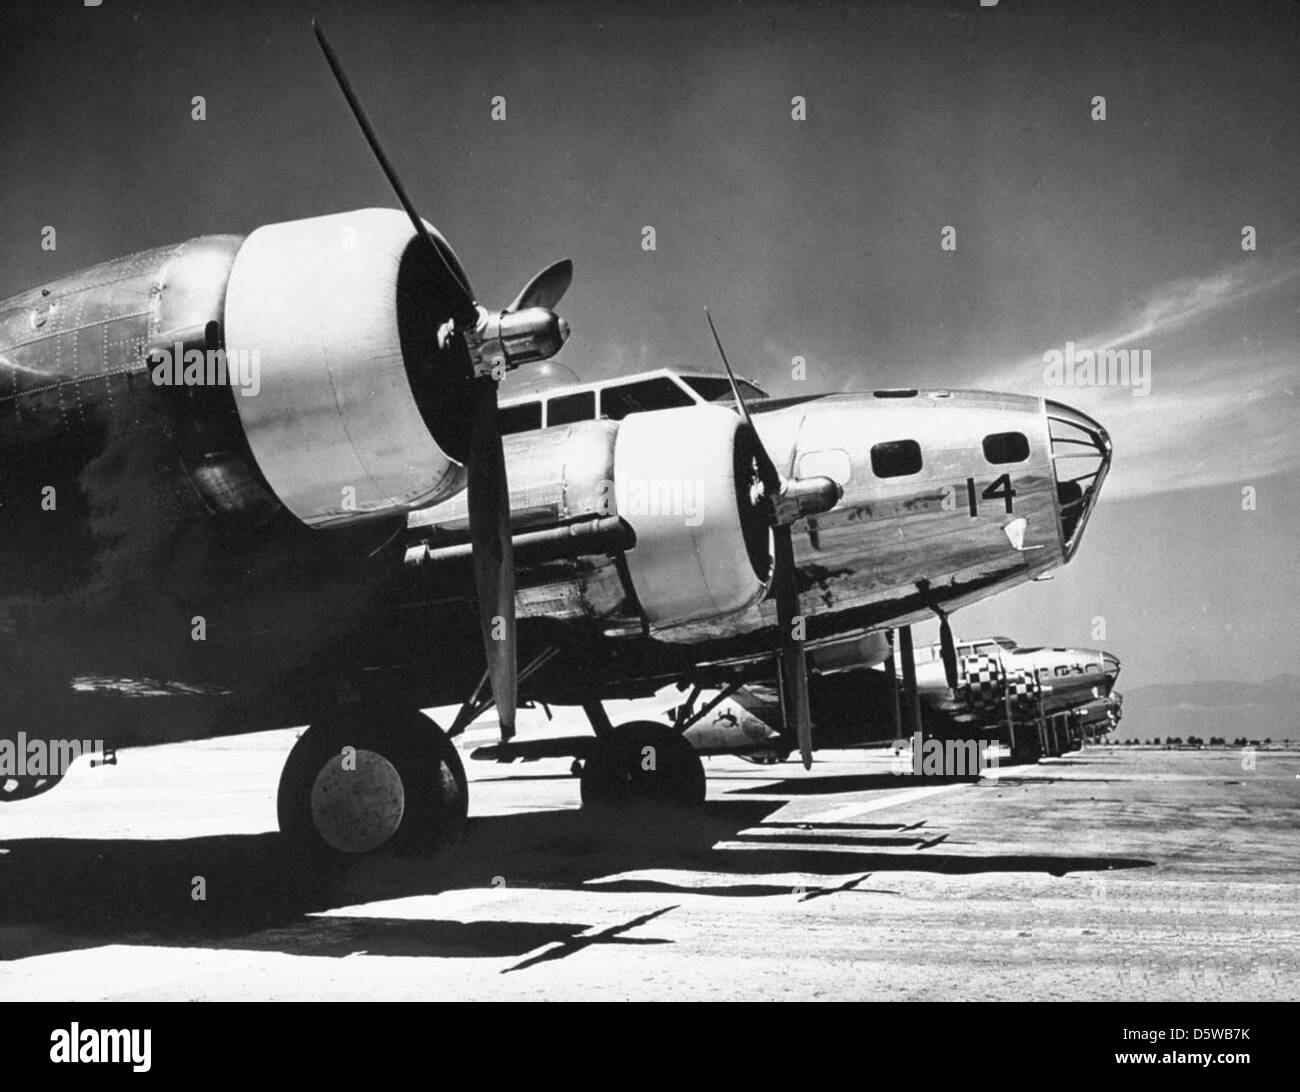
[739,749,788,765]
[1008,738,1043,765]
[1003,719,1042,765]
[580,720,706,808]
[277,708,467,861]
[915,712,984,781]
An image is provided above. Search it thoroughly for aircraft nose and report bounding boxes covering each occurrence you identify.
[1102,651,1121,685]
[1045,400,1112,560]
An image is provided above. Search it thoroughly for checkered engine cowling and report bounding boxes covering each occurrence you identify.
[1006,667,1041,716]
[960,654,1004,714]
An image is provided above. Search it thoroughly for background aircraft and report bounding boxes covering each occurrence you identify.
[565,634,1123,769]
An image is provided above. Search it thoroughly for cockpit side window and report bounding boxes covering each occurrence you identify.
[870,439,922,478]
[681,376,767,403]
[600,377,695,420]
[499,401,542,435]
[547,390,596,426]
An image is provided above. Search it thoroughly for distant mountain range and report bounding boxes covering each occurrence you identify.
[1113,675,1300,743]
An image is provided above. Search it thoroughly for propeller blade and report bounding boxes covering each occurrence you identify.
[703,308,782,495]
[703,308,810,765]
[773,526,812,768]
[467,377,517,738]
[313,19,477,324]
[506,259,574,313]
[938,613,959,691]
[704,308,754,429]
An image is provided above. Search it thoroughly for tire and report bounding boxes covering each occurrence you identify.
[1008,739,1043,765]
[277,708,467,861]
[580,720,706,808]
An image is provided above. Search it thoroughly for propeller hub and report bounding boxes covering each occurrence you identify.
[454,306,570,380]
[773,475,841,525]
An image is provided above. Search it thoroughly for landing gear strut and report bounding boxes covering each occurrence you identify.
[277,707,467,860]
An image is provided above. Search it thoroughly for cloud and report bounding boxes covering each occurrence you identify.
[973,255,1300,500]
[1091,257,1300,352]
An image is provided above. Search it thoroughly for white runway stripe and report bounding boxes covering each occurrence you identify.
[800,782,970,823]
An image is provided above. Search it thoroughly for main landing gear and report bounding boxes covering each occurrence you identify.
[576,703,706,809]
[277,707,467,860]
[274,691,711,860]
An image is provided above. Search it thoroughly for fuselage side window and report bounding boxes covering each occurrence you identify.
[983,431,1030,464]
[870,439,922,478]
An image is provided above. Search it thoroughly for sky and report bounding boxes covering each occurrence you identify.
[2,0,1297,686]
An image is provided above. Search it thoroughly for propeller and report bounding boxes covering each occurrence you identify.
[704,309,815,769]
[507,259,573,313]
[314,21,572,739]
[312,20,476,326]
[916,578,960,692]
[937,612,960,691]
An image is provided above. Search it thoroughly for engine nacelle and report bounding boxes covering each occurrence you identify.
[223,209,468,528]
[960,653,1005,715]
[1006,666,1041,718]
[613,405,771,636]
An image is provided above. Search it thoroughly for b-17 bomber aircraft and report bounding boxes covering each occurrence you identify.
[904,636,1123,760]
[0,26,1112,864]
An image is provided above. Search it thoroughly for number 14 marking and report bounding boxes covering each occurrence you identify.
[965,474,1016,516]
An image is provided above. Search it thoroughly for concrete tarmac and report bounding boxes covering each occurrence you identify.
[1,707,1296,1001]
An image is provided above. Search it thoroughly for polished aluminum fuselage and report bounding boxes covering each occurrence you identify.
[405,388,1069,651]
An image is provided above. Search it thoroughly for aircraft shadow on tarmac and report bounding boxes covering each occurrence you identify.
[0,795,1153,964]
[727,772,943,795]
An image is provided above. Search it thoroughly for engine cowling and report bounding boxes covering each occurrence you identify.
[223,208,470,528]
[960,653,1005,715]
[1006,666,1041,717]
[613,405,771,636]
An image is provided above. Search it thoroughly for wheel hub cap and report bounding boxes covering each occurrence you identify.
[310,749,405,853]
